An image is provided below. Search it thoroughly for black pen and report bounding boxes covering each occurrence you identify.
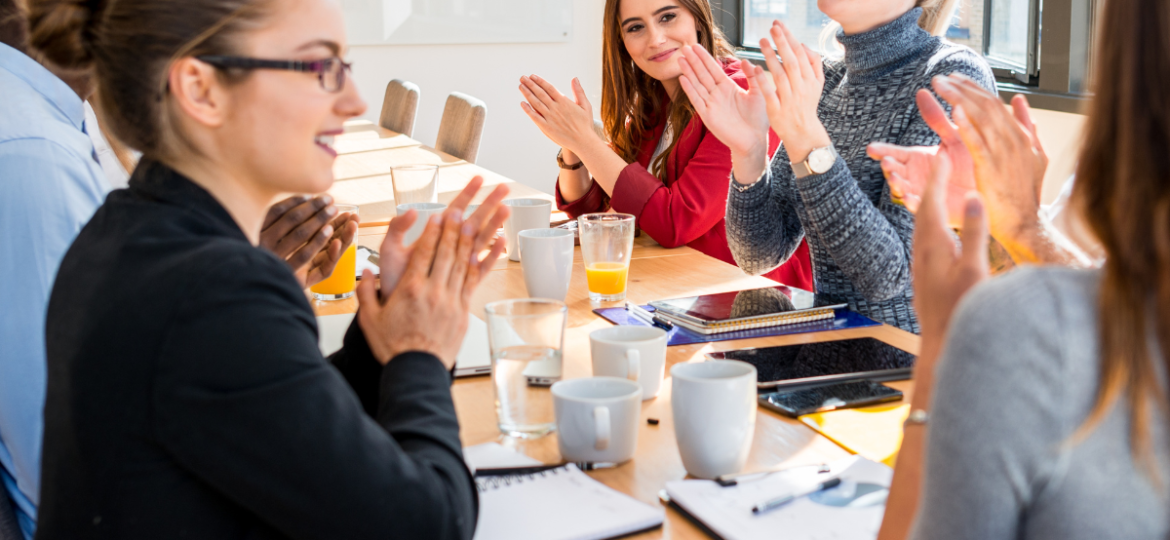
[474,462,618,477]
[626,301,674,331]
[751,478,841,515]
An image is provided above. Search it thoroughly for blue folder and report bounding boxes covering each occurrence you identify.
[592,306,881,347]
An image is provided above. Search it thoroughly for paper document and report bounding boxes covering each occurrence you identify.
[665,456,892,540]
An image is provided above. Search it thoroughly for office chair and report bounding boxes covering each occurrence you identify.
[434,91,487,163]
[378,79,421,138]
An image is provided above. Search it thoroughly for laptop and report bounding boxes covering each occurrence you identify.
[316,312,494,378]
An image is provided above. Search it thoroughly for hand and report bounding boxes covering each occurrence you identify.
[677,48,771,158]
[260,195,360,287]
[932,74,1048,242]
[867,89,977,227]
[356,178,511,367]
[756,21,830,163]
[519,75,602,155]
[911,151,989,354]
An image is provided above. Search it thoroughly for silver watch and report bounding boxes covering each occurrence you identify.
[791,145,838,178]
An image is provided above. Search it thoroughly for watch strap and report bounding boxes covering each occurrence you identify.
[557,149,583,170]
[792,145,837,179]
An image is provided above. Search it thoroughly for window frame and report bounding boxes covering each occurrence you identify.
[711,0,1094,113]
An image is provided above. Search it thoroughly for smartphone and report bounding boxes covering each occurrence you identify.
[759,380,903,418]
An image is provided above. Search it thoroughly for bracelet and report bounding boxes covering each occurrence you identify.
[903,409,929,428]
[557,149,583,170]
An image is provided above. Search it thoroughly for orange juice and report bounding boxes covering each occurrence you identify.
[585,262,629,296]
[310,243,356,299]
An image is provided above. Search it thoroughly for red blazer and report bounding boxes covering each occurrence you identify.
[555,62,813,290]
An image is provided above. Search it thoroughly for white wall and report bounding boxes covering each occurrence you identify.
[347,1,604,196]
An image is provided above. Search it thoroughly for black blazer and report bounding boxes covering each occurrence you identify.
[37,160,477,539]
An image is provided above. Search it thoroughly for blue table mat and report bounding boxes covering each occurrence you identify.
[592,306,881,347]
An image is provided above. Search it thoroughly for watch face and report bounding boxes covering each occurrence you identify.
[809,148,835,174]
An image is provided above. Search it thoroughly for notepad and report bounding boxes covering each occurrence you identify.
[664,456,892,540]
[800,404,910,467]
[472,464,664,540]
[648,286,846,335]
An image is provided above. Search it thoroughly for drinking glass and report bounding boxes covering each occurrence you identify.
[310,205,358,301]
[578,213,636,302]
[484,299,567,438]
[390,164,439,205]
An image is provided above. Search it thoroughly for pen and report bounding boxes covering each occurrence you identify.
[474,462,618,477]
[751,478,841,515]
[626,301,674,331]
[716,462,830,487]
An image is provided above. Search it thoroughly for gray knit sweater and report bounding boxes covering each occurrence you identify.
[726,8,995,334]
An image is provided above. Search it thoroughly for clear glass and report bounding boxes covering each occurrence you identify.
[742,0,832,53]
[484,299,566,439]
[578,213,635,303]
[390,164,439,205]
[310,204,358,301]
[987,0,1031,69]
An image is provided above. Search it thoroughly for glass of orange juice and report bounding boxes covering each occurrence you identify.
[310,204,358,301]
[579,213,636,302]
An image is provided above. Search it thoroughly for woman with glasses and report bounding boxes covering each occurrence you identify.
[28,0,508,537]
[518,0,813,290]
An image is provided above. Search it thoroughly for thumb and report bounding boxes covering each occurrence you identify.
[958,192,990,269]
[357,269,382,307]
[916,89,959,143]
[571,78,590,109]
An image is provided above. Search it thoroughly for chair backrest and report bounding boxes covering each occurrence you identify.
[378,79,420,137]
[0,486,22,540]
[434,91,487,163]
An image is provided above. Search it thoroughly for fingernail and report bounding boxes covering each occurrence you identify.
[325,205,338,216]
[430,214,442,225]
[965,194,984,217]
[322,225,333,237]
[451,209,463,223]
[321,195,333,205]
[462,222,474,236]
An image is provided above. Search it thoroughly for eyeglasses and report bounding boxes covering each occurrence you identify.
[195,55,353,93]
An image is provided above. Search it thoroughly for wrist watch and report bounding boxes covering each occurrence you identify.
[791,145,838,179]
[556,149,583,170]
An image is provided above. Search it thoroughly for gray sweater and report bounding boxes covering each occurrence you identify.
[913,267,1170,540]
[726,8,995,334]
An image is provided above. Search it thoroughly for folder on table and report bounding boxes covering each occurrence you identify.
[799,403,910,467]
[647,286,845,335]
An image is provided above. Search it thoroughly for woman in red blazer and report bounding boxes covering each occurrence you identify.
[518,0,811,290]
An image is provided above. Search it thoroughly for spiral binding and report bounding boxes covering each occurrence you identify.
[704,307,836,331]
[476,465,569,493]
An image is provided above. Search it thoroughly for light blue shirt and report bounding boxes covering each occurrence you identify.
[0,42,108,539]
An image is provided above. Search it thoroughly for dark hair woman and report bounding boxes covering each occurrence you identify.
[877,0,1170,537]
[27,0,510,537]
[517,0,813,290]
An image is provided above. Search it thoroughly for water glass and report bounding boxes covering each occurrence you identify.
[484,299,567,438]
[310,205,358,301]
[578,213,636,302]
[391,164,439,205]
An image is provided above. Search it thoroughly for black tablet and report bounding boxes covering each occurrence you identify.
[704,338,915,390]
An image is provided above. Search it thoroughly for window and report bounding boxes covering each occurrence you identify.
[712,0,1096,112]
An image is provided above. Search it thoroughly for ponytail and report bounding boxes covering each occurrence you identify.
[28,0,105,71]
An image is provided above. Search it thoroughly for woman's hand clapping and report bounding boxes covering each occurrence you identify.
[754,21,830,164]
[519,75,602,157]
[356,178,511,368]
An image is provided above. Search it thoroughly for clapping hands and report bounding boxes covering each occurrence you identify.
[261,195,360,288]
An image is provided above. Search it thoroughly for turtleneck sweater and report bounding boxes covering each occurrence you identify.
[726,7,994,336]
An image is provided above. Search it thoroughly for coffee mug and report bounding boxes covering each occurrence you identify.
[396,202,446,246]
[551,377,641,464]
[519,228,575,301]
[671,360,757,479]
[503,198,552,262]
[589,326,667,400]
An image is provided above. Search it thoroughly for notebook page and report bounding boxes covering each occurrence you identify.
[473,465,664,540]
[664,456,892,540]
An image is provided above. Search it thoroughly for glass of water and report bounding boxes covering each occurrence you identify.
[391,164,439,205]
[484,299,566,438]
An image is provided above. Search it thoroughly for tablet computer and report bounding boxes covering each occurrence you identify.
[647,286,846,334]
[704,338,915,390]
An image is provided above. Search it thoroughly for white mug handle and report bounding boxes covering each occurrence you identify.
[593,406,610,450]
[626,349,640,382]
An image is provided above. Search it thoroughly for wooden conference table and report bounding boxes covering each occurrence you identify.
[318,121,920,539]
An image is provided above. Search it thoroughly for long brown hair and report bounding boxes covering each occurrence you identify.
[1072,0,1170,468]
[601,0,733,179]
[26,0,271,162]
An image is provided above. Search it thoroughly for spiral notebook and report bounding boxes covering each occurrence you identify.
[648,286,846,335]
[473,464,664,540]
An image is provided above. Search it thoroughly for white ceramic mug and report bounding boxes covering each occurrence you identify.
[519,228,575,301]
[551,377,641,464]
[396,202,446,246]
[503,198,551,262]
[670,360,757,479]
[589,326,667,400]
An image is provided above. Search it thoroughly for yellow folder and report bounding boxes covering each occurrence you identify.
[799,403,909,467]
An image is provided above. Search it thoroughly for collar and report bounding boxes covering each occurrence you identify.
[837,7,935,84]
[128,159,250,243]
[0,42,86,131]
